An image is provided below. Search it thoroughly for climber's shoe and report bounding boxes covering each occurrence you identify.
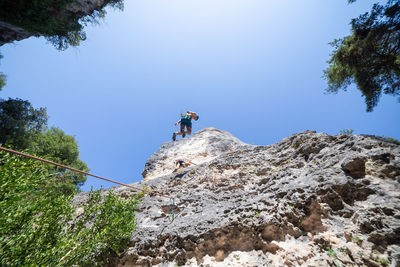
[182,131,186,138]
[172,132,176,141]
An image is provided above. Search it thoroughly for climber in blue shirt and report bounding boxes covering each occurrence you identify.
[172,111,199,141]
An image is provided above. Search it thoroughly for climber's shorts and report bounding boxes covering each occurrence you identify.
[181,122,192,128]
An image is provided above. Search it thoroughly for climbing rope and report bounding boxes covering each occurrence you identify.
[0,146,170,199]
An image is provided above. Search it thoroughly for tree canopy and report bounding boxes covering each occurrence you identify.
[0,98,88,193]
[29,127,90,193]
[0,53,6,91]
[0,0,124,50]
[324,0,400,111]
[0,98,47,148]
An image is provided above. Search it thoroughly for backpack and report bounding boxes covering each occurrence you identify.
[181,113,191,120]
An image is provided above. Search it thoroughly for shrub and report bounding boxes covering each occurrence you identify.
[383,136,400,145]
[339,129,354,135]
[0,152,139,266]
[327,248,338,258]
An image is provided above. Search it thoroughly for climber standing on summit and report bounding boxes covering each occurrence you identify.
[172,111,199,141]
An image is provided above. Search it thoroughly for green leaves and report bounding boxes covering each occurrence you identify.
[0,98,48,149]
[54,189,139,266]
[0,53,5,91]
[28,127,89,193]
[0,153,72,265]
[0,99,88,193]
[324,0,400,112]
[0,153,139,266]
[339,129,354,135]
[327,247,338,259]
[0,0,125,50]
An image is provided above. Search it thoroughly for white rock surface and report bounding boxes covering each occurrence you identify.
[141,127,250,179]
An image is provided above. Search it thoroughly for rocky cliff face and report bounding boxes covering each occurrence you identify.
[141,128,251,179]
[0,21,32,47]
[80,128,400,266]
[0,0,117,46]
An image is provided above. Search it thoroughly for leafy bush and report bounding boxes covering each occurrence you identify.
[0,152,139,266]
[352,236,361,245]
[327,247,338,259]
[339,129,354,135]
[378,258,389,266]
[383,136,400,145]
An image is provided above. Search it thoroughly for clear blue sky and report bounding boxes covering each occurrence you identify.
[1,0,398,191]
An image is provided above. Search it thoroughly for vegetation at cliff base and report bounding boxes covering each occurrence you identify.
[324,0,400,111]
[0,152,139,266]
[0,98,88,194]
[0,0,124,50]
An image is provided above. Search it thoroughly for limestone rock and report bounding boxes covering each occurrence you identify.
[141,127,250,179]
[76,128,400,266]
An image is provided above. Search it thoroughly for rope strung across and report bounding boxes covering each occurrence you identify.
[0,146,170,199]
